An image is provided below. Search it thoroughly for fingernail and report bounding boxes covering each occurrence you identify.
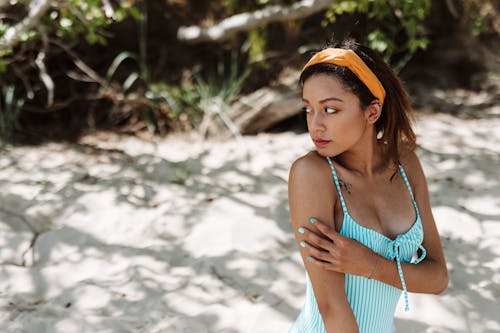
[306,257,312,262]
[298,227,305,234]
[300,241,306,248]
[309,218,315,224]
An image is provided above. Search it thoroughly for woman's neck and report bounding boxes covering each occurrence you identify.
[335,137,390,179]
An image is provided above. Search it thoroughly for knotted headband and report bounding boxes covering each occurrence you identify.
[302,48,386,106]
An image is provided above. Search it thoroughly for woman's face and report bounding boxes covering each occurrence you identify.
[302,74,368,157]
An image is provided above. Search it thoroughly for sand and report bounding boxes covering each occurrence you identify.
[0,106,499,332]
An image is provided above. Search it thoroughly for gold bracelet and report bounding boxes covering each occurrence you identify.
[368,255,380,279]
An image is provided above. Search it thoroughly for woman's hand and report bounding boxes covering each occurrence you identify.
[298,217,378,278]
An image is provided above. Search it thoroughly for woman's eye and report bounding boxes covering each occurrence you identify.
[302,106,312,113]
[325,107,337,114]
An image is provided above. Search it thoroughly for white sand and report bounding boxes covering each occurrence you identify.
[0,107,499,332]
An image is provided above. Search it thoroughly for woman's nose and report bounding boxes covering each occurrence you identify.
[309,112,325,132]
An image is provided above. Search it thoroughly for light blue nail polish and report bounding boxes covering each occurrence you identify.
[298,227,305,234]
[306,257,312,262]
[309,218,315,224]
[300,241,306,248]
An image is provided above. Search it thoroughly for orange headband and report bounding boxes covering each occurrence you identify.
[302,48,386,105]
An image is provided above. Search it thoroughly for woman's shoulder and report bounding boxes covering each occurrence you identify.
[290,151,330,177]
[399,150,427,189]
[289,151,334,190]
[289,152,341,231]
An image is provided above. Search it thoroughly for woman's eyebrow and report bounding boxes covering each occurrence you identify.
[319,97,344,103]
[301,97,344,103]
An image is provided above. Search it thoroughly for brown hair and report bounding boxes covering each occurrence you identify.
[299,39,416,168]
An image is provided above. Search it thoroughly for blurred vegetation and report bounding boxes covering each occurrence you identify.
[0,0,498,143]
[323,0,431,72]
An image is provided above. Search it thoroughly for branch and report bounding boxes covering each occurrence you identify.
[35,28,54,106]
[49,39,107,87]
[177,0,335,44]
[101,0,115,19]
[0,0,54,51]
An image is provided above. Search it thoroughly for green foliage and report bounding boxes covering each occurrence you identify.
[101,51,168,134]
[246,29,268,64]
[323,0,431,69]
[0,0,496,140]
[450,0,499,36]
[171,53,249,133]
[0,85,24,143]
[39,1,140,46]
[0,59,6,73]
[100,46,249,135]
[0,1,141,63]
[0,0,143,137]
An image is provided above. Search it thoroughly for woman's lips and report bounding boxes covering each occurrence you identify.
[313,139,330,148]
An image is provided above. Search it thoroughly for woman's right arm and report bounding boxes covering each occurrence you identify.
[289,154,358,333]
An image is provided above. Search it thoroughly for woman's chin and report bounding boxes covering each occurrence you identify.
[314,147,343,158]
[314,148,332,157]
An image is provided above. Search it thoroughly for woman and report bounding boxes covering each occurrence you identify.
[288,39,448,333]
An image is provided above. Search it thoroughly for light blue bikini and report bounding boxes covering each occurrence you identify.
[289,156,426,333]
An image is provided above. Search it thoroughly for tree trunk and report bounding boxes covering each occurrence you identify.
[227,84,301,135]
[177,0,335,43]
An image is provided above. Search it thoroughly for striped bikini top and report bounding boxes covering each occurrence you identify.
[326,156,427,312]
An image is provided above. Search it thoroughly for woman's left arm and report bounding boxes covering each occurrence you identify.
[302,153,449,294]
[375,152,449,294]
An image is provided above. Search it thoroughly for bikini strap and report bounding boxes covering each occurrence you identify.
[326,156,348,215]
[398,165,419,214]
